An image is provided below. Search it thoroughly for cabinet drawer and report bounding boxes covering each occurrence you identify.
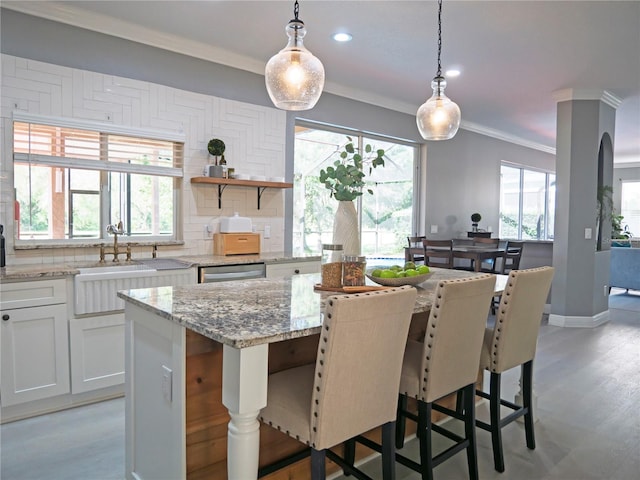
[266,261,320,278]
[213,233,260,255]
[0,279,67,310]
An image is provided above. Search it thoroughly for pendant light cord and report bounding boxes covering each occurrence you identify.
[436,0,442,78]
[294,0,300,21]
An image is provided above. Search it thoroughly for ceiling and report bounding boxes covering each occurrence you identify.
[4,1,640,164]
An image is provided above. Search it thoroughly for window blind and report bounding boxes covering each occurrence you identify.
[13,121,184,177]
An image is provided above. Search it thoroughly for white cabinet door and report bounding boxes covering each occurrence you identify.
[0,304,70,407]
[69,313,125,394]
[265,260,320,278]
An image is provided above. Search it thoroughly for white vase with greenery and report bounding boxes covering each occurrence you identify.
[319,137,386,256]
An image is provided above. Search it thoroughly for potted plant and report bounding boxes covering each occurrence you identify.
[471,213,482,231]
[318,137,386,255]
[319,136,385,201]
[207,138,226,165]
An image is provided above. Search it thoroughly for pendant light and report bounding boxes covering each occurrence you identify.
[416,0,461,140]
[265,1,325,111]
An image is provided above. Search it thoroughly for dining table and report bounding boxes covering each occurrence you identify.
[405,243,506,272]
[119,269,507,480]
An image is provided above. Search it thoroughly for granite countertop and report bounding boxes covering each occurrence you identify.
[117,268,495,349]
[0,253,320,282]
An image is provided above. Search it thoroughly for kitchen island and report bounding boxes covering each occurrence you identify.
[119,269,506,480]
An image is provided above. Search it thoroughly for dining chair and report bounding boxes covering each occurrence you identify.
[475,266,554,473]
[500,240,525,274]
[407,236,427,264]
[258,286,417,480]
[422,239,454,269]
[393,275,496,480]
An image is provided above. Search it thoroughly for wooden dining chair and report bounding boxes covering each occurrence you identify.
[258,286,417,480]
[500,241,525,274]
[422,239,454,269]
[407,236,426,264]
[473,237,500,272]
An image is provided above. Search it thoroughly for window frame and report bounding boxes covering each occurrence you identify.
[12,113,184,247]
[499,162,556,241]
[293,120,420,257]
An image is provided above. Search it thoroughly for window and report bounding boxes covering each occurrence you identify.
[499,164,555,240]
[293,124,417,257]
[13,115,183,243]
[620,181,640,237]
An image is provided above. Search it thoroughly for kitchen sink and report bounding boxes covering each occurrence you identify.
[74,260,195,315]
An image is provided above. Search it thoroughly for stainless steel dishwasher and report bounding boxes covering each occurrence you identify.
[198,263,266,283]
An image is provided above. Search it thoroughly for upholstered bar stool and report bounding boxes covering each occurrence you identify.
[393,275,496,480]
[475,266,554,472]
[258,286,417,480]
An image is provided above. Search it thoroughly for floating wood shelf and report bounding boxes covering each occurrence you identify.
[190,177,293,209]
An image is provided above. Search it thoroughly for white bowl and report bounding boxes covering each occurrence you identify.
[268,176,285,183]
[250,175,266,181]
[235,174,250,180]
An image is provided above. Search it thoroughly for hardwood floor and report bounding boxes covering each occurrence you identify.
[1,290,638,480]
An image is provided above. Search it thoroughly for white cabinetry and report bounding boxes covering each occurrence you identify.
[0,279,70,407]
[70,313,124,394]
[265,259,320,278]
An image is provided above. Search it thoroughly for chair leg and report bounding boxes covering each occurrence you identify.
[343,438,356,476]
[381,421,396,480]
[455,388,465,414]
[417,401,434,480]
[489,372,505,473]
[522,360,536,450]
[463,384,479,480]
[396,394,407,449]
[310,448,326,480]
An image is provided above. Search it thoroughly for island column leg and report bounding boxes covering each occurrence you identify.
[222,343,269,480]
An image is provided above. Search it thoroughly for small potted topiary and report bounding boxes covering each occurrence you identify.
[471,213,482,232]
[207,138,226,166]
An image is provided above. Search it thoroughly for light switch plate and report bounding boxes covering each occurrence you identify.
[585,228,592,239]
[162,365,172,403]
[430,225,438,234]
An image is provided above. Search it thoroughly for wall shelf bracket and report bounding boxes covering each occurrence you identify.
[217,184,227,209]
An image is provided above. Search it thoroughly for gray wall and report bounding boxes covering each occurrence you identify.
[1,8,556,248]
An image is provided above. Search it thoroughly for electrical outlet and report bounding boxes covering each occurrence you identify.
[264,225,271,239]
[203,224,210,239]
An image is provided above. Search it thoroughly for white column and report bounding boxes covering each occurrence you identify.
[222,343,269,480]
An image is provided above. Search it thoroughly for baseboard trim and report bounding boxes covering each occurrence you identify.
[548,310,609,328]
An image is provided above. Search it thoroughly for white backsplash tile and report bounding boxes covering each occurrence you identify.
[1,54,287,265]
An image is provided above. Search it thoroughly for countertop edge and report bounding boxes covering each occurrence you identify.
[1,253,320,282]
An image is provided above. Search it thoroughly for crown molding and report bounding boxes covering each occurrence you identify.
[3,1,556,156]
[552,88,623,109]
[459,121,556,155]
[1,1,266,75]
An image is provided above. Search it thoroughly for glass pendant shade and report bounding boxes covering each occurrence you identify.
[416,76,461,141]
[265,20,325,111]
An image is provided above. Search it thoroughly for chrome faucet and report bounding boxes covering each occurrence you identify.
[101,221,126,263]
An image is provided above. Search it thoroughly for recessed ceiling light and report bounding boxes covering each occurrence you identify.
[445,69,461,78]
[332,32,353,42]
